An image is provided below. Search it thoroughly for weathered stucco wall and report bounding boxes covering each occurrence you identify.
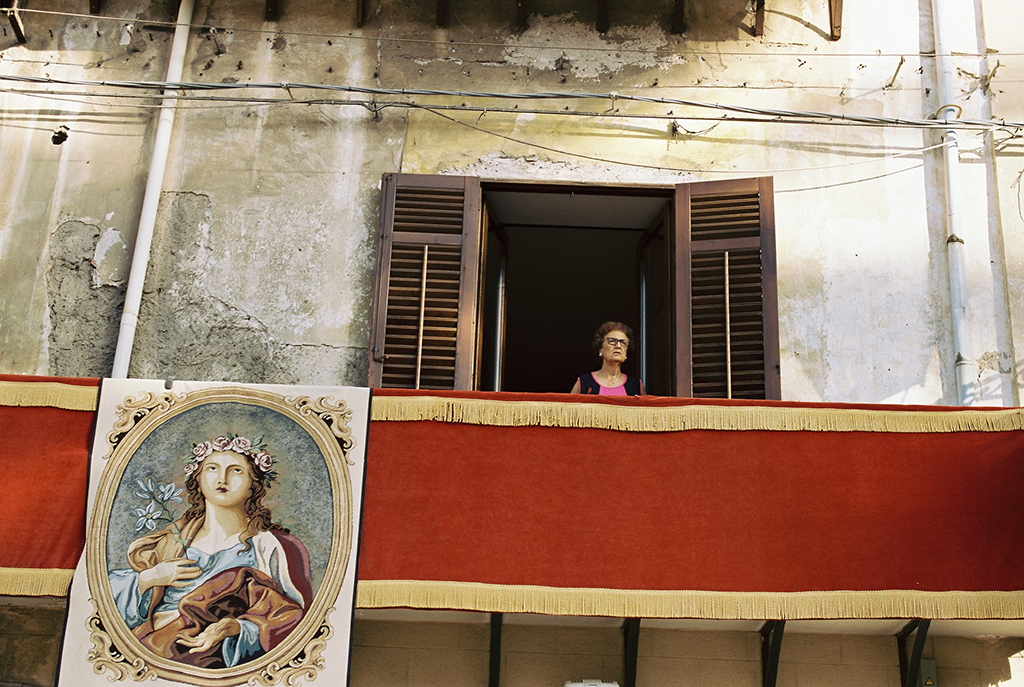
[0,0,1021,404]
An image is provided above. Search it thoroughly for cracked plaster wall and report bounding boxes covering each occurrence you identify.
[383,0,1021,405]
[0,0,1021,405]
[46,220,127,376]
[132,191,369,385]
[0,0,165,375]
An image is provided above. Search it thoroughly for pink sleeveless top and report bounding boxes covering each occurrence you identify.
[593,378,627,396]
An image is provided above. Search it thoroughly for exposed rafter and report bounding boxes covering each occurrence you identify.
[597,0,609,33]
[266,0,278,22]
[672,0,685,34]
[2,0,26,43]
[346,0,840,40]
[516,0,528,30]
[829,0,843,40]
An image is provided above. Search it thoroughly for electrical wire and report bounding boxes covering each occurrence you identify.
[419,105,984,177]
[0,79,983,183]
[1,74,1020,131]
[7,6,1024,60]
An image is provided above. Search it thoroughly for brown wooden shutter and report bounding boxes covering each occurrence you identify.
[675,177,780,399]
[369,174,483,390]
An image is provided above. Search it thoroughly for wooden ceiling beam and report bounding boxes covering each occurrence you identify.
[437,0,448,28]
[515,0,528,31]
[754,0,765,36]
[2,0,26,43]
[829,0,843,40]
[672,0,685,34]
[265,0,278,21]
[596,0,608,34]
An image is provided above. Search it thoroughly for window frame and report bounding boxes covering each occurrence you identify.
[370,174,780,399]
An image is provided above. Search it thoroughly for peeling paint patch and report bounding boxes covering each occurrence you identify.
[503,15,686,80]
[46,220,125,376]
[133,192,365,385]
[92,228,129,286]
[446,152,697,186]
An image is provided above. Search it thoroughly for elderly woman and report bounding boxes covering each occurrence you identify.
[570,321,645,396]
[108,435,312,669]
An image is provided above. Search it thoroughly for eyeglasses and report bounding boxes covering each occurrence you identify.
[605,337,629,348]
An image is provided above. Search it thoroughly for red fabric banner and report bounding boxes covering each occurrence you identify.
[0,375,97,575]
[360,416,1022,592]
[356,389,1024,618]
[4,379,1024,618]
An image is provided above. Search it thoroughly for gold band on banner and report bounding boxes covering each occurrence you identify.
[0,567,75,597]
[0,380,98,411]
[356,579,1024,620]
[371,396,1024,433]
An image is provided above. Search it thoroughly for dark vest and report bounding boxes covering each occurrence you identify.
[579,372,641,396]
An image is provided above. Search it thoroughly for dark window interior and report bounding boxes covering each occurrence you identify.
[480,186,670,393]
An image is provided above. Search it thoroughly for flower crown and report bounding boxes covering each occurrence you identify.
[185,434,278,487]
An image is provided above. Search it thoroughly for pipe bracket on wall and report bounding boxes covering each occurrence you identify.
[760,620,785,687]
[623,618,641,687]
[488,613,502,687]
[897,619,931,687]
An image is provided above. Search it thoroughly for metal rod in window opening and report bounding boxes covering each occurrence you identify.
[415,245,429,390]
[725,251,732,400]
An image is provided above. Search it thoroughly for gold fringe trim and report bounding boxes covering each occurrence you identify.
[356,580,1024,620]
[371,396,1024,433]
[0,568,75,597]
[0,380,98,411]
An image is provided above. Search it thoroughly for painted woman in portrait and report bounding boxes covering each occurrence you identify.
[107,435,313,669]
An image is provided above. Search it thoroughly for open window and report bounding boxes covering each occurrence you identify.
[369,174,779,399]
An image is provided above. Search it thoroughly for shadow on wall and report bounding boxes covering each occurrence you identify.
[0,597,66,687]
[930,634,1024,686]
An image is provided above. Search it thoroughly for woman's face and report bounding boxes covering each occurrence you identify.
[198,451,253,510]
[600,329,630,363]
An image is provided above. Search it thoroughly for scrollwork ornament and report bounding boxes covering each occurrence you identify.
[86,602,154,681]
[103,391,185,460]
[289,396,356,464]
[247,610,335,686]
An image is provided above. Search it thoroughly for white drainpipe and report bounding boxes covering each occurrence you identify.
[111,0,195,378]
[930,0,976,406]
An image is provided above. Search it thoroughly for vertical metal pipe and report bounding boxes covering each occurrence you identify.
[491,254,506,392]
[932,0,976,405]
[111,0,194,377]
[414,245,429,389]
[639,256,648,385]
[724,251,732,399]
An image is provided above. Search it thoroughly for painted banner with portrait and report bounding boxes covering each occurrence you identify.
[58,379,369,687]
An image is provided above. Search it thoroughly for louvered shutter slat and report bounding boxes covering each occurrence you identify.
[370,175,483,390]
[678,178,779,400]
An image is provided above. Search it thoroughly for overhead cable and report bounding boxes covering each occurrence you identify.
[1,74,1020,131]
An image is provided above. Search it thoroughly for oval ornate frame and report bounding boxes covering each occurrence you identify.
[84,386,356,686]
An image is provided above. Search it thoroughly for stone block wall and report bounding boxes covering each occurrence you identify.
[0,598,66,687]
[350,620,1024,687]
[5,606,1024,686]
